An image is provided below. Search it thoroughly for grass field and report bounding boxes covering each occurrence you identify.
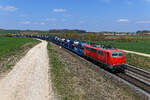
[105,35,150,37]
[0,36,40,73]
[88,39,150,54]
[0,37,38,56]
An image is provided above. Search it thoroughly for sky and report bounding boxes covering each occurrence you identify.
[0,0,150,32]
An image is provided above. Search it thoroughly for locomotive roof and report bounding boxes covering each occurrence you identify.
[85,44,123,52]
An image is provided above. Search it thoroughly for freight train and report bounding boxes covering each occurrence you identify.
[12,35,126,72]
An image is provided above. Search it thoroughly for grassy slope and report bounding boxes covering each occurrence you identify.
[0,36,40,73]
[48,43,77,99]
[48,43,139,100]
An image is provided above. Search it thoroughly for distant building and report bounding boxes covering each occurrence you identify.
[136,33,150,35]
[103,32,115,35]
[103,32,136,35]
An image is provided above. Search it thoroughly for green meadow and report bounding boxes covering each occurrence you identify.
[0,37,38,56]
[88,39,150,54]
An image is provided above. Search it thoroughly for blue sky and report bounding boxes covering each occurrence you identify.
[0,0,150,32]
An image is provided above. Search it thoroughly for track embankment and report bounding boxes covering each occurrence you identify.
[48,42,139,100]
[0,40,52,100]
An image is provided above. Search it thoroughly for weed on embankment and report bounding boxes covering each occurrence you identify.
[47,43,80,100]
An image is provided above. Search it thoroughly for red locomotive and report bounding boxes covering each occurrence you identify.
[84,44,125,72]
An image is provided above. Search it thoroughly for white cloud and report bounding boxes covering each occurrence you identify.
[53,9,66,13]
[4,6,18,12]
[46,18,56,21]
[63,14,72,17]
[136,21,150,24]
[117,19,129,22]
[20,14,26,17]
[127,1,133,5]
[79,21,85,24]
[0,5,2,9]
[23,21,31,25]
[40,22,45,25]
[52,24,57,26]
[0,5,18,12]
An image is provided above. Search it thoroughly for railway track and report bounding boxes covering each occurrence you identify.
[117,64,150,94]
[62,46,150,95]
[125,64,150,80]
[116,73,150,94]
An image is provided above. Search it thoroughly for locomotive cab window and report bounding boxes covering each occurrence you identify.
[112,52,123,57]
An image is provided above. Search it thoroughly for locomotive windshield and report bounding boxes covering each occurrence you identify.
[112,52,123,57]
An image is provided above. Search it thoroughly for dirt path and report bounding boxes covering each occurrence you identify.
[0,40,51,100]
[124,50,150,57]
